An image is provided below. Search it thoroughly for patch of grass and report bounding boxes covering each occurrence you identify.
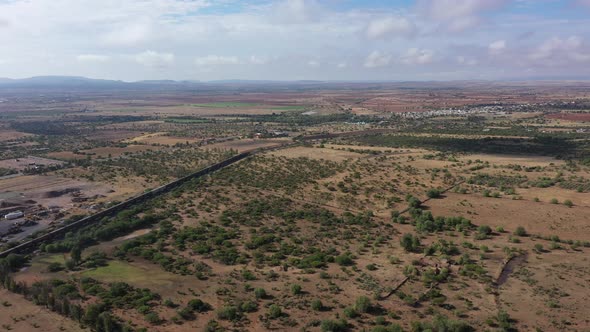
[271,105,307,111]
[189,102,258,108]
[81,260,147,281]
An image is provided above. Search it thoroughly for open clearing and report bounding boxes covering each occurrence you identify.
[47,145,161,160]
[0,156,64,172]
[427,192,590,241]
[269,146,364,161]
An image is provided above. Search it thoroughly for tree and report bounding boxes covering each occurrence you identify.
[217,306,239,321]
[268,304,282,319]
[321,319,347,332]
[407,196,422,209]
[188,299,211,312]
[355,296,371,314]
[311,299,323,311]
[400,233,421,252]
[291,284,302,295]
[83,303,104,326]
[254,288,267,299]
[71,245,82,263]
[427,189,442,199]
[65,259,76,271]
[514,226,527,237]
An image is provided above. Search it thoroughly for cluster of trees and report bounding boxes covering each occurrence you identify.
[43,207,165,254]
[215,155,344,193]
[0,254,151,332]
[353,134,589,160]
[468,173,527,188]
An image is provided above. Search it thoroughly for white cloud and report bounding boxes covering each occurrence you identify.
[417,0,509,32]
[401,48,434,65]
[271,0,323,24]
[0,0,589,80]
[366,16,416,40]
[249,55,269,65]
[101,22,152,47]
[307,60,320,67]
[364,51,392,68]
[134,50,175,68]
[456,55,478,66]
[489,40,506,55]
[529,36,586,61]
[76,54,111,63]
[194,55,240,66]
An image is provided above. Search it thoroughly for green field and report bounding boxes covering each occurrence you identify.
[164,118,210,123]
[189,102,258,108]
[36,254,66,265]
[270,105,307,111]
[81,260,156,282]
[79,260,186,291]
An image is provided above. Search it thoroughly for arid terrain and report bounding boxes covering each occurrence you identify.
[1,81,589,332]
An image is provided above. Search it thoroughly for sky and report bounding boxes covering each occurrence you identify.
[1,0,590,81]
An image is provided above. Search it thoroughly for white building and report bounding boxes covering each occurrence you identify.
[5,211,24,220]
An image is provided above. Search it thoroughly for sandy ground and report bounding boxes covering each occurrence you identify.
[0,175,112,208]
[426,192,590,241]
[459,153,565,167]
[0,156,64,172]
[269,146,363,161]
[47,145,161,160]
[0,130,32,142]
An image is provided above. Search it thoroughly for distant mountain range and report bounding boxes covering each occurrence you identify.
[0,76,588,91]
[0,76,357,94]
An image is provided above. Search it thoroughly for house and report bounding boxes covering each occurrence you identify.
[5,211,24,220]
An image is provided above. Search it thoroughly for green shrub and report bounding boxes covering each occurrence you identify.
[268,304,282,319]
[335,253,354,266]
[321,319,347,332]
[311,299,323,311]
[47,262,64,272]
[187,299,211,312]
[254,288,267,299]
[343,306,358,318]
[240,301,258,313]
[217,306,240,321]
[400,233,421,252]
[426,189,442,199]
[145,312,161,325]
[514,226,527,237]
[355,296,371,314]
[291,284,302,295]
